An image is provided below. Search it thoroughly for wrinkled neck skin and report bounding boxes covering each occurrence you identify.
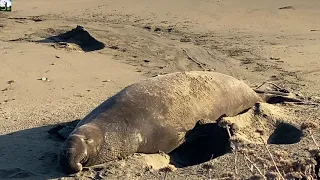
[59,122,142,174]
[95,129,142,165]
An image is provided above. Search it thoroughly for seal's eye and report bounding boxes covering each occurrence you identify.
[85,139,94,144]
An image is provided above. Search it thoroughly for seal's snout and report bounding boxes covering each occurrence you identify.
[59,135,88,174]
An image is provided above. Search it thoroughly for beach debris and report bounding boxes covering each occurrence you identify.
[182,48,207,71]
[7,80,14,84]
[279,6,295,10]
[154,27,161,32]
[109,45,119,50]
[37,77,50,82]
[270,57,280,60]
[180,38,192,42]
[143,25,152,30]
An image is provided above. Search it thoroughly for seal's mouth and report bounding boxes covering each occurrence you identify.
[79,152,89,166]
[59,148,88,174]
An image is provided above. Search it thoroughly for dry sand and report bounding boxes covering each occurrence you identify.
[0,0,320,179]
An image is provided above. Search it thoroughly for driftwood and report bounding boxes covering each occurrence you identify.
[182,48,207,71]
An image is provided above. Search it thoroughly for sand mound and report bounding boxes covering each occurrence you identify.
[219,102,302,146]
[69,153,172,179]
[37,25,105,52]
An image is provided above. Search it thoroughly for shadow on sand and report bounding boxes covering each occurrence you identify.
[0,120,80,179]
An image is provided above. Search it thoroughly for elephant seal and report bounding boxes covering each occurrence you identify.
[58,71,262,174]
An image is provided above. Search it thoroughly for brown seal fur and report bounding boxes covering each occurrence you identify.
[58,71,262,174]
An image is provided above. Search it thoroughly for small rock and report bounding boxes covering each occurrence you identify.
[180,38,191,42]
[38,77,50,82]
[270,57,280,60]
[159,165,177,172]
[109,45,119,50]
[102,80,111,82]
[144,60,151,63]
[167,27,174,32]
[270,75,279,80]
[7,80,14,84]
[279,6,295,10]
[55,55,60,58]
[154,27,161,32]
[135,172,142,176]
[202,162,214,170]
[144,25,152,30]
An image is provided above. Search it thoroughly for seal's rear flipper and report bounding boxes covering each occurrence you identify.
[253,82,304,104]
[255,90,303,104]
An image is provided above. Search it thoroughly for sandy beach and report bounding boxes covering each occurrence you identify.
[0,0,320,179]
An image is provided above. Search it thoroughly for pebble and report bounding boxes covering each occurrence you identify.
[154,27,161,32]
[7,80,14,84]
[270,57,280,60]
[37,77,51,82]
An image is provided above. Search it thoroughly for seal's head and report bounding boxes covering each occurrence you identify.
[58,123,104,174]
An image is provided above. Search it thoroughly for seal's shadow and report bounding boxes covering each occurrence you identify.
[0,120,80,179]
[168,120,303,168]
[169,122,231,167]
